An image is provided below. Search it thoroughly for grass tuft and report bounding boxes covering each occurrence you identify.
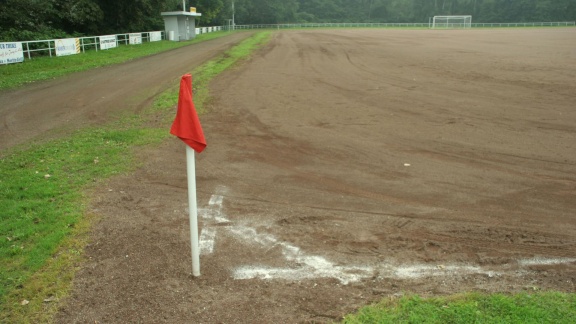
[342,292,576,323]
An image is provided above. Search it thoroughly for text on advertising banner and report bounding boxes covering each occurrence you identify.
[99,35,117,50]
[129,33,142,45]
[0,42,24,65]
[149,31,162,42]
[55,38,80,56]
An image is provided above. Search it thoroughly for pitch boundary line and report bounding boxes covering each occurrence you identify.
[197,187,576,284]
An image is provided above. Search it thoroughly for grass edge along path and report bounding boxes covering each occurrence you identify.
[0,31,231,91]
[0,31,272,324]
[342,292,576,323]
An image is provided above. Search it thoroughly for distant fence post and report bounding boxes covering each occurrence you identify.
[25,42,31,59]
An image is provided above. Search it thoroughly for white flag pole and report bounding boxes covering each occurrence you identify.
[186,145,201,276]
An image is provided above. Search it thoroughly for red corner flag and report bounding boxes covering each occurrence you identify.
[170,74,206,153]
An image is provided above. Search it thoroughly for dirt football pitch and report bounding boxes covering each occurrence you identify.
[2,28,575,322]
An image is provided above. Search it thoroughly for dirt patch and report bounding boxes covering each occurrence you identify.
[17,29,576,322]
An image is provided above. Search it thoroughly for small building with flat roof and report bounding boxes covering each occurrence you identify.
[161,10,202,41]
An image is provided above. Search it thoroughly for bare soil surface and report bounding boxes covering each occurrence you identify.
[6,29,576,323]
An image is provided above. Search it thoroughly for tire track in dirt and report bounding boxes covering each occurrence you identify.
[57,29,576,323]
[205,28,576,267]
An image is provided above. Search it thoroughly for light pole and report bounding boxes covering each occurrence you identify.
[232,0,235,30]
[368,0,373,22]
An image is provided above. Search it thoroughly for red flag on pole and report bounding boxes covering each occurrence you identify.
[170,74,207,153]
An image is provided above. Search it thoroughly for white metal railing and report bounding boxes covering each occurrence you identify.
[195,26,223,34]
[472,21,575,28]
[226,22,423,30]
[226,21,575,30]
[3,27,235,64]
[21,40,54,59]
[15,31,166,60]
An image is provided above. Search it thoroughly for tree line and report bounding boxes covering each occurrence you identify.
[1,0,574,41]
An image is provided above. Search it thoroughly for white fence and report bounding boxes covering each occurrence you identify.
[2,26,229,65]
[0,31,166,64]
[230,21,575,30]
[233,22,427,29]
[472,21,575,28]
[16,31,164,60]
[195,26,223,35]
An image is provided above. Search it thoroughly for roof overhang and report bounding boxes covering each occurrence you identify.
[161,11,202,17]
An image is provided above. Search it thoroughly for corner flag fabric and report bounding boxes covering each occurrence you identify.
[170,74,207,153]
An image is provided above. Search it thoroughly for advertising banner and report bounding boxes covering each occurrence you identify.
[129,33,142,45]
[99,35,117,50]
[55,38,80,56]
[0,42,24,65]
[149,31,162,42]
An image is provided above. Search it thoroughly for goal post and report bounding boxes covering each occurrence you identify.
[431,15,472,29]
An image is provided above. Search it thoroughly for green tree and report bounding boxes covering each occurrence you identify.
[0,0,92,40]
[191,0,225,25]
[233,0,297,24]
[52,0,104,34]
[2,0,575,42]
[297,0,347,22]
[0,0,53,31]
[95,0,167,33]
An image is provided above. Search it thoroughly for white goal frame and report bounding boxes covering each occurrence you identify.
[431,15,472,29]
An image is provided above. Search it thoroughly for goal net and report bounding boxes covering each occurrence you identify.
[432,16,472,29]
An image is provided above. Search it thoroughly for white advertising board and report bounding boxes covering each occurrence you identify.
[0,42,24,65]
[55,38,80,56]
[149,31,162,42]
[100,35,117,50]
[129,33,142,45]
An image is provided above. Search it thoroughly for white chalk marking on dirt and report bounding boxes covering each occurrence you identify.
[518,257,576,266]
[209,195,224,206]
[389,264,497,279]
[199,228,217,255]
[228,226,278,247]
[201,188,575,283]
[381,257,576,280]
[229,225,374,285]
[197,189,230,255]
[200,195,229,223]
[235,263,372,285]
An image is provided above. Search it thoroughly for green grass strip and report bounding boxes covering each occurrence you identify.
[0,32,231,91]
[0,122,168,323]
[148,30,271,119]
[0,31,271,323]
[342,292,576,323]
